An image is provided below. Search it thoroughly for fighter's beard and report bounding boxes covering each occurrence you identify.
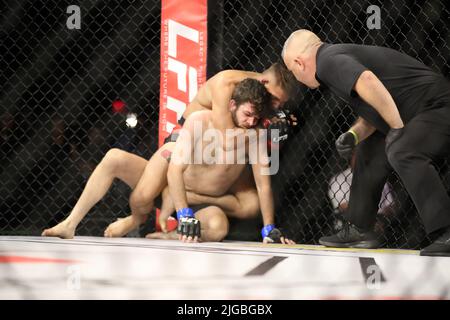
[231,109,246,129]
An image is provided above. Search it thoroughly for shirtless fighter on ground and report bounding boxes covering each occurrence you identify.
[42,78,294,244]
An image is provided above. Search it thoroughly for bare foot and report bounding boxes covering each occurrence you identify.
[145,231,178,240]
[104,216,138,238]
[41,220,75,239]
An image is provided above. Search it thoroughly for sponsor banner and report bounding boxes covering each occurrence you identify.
[157,0,207,231]
[159,0,207,146]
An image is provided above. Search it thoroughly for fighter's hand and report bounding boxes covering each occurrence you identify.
[335,131,357,160]
[159,208,174,233]
[159,216,168,234]
[288,114,298,127]
[176,208,201,243]
[159,187,175,233]
[177,217,201,242]
[264,110,297,150]
[261,225,296,244]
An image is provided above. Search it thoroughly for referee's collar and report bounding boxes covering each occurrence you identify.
[314,42,329,87]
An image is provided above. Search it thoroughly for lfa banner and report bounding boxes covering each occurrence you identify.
[159,0,207,147]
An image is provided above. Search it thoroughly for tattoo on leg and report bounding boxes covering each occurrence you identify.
[161,149,172,163]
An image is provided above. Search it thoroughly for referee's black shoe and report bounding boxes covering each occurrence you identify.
[319,221,382,249]
[420,226,450,257]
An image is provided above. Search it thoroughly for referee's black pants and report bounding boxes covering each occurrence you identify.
[346,107,450,235]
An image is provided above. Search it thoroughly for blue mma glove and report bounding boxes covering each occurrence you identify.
[176,208,201,238]
[261,224,283,243]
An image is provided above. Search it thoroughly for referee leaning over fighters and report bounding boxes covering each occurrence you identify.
[282,29,450,256]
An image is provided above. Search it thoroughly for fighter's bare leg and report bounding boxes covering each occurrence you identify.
[145,230,179,240]
[146,169,258,240]
[146,190,225,239]
[158,186,175,233]
[195,206,229,242]
[226,167,259,219]
[104,143,176,237]
[103,216,146,238]
[116,185,175,238]
[42,148,148,238]
[183,167,260,219]
[128,143,175,216]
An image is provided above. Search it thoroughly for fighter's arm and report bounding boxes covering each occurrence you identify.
[167,113,204,241]
[167,111,206,209]
[213,70,261,86]
[250,139,294,244]
[251,162,293,244]
[249,128,276,227]
[209,70,260,132]
[251,162,275,226]
[167,129,192,212]
[354,70,404,129]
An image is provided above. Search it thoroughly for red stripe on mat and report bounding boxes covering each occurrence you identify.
[0,255,79,264]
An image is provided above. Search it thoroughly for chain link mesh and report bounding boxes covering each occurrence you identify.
[1,1,161,236]
[216,0,449,248]
[1,0,449,248]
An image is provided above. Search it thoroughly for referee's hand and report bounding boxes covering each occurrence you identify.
[335,131,357,160]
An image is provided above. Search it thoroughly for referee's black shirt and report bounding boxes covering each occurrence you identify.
[315,43,450,134]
